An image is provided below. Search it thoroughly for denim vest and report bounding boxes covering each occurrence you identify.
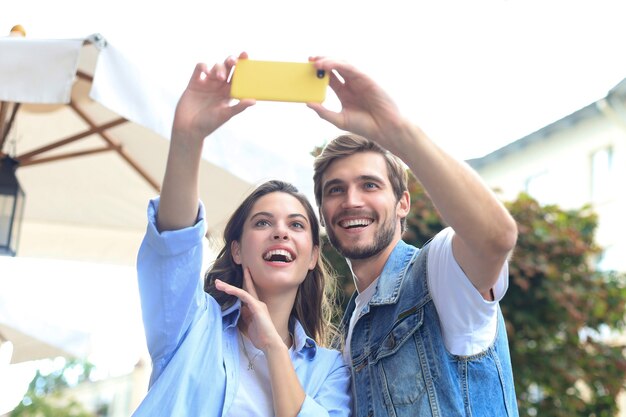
[339,240,519,417]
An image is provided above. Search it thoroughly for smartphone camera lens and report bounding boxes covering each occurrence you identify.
[316,69,326,79]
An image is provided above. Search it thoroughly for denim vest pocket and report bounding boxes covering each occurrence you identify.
[372,306,428,406]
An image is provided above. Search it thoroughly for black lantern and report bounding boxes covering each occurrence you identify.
[0,156,25,256]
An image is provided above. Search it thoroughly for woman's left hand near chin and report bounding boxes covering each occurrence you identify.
[214,268,284,352]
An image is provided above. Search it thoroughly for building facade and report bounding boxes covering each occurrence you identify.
[468,78,626,272]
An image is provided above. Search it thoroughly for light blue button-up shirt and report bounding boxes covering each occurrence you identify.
[132,198,352,417]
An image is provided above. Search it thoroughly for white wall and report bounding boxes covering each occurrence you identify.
[474,111,626,272]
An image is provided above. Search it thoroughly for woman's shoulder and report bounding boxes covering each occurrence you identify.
[309,344,348,372]
[314,344,343,358]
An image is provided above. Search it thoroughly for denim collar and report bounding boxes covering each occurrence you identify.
[221,299,317,359]
[369,240,419,306]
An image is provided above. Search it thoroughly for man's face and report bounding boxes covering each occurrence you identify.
[319,152,409,260]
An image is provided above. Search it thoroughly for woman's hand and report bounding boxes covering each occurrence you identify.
[172,53,256,144]
[214,268,285,352]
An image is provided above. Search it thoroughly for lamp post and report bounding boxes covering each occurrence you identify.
[0,156,25,256]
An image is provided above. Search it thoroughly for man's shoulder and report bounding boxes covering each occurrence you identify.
[383,240,430,299]
[398,228,454,268]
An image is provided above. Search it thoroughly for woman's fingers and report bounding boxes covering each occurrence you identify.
[214,270,259,306]
[228,98,256,117]
[241,267,259,299]
[223,55,238,80]
[223,52,249,82]
[214,278,253,304]
[190,62,209,83]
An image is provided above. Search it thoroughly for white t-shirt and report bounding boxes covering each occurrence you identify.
[343,227,508,359]
[225,332,295,417]
[343,277,378,364]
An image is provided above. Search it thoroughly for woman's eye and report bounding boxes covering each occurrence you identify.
[255,219,270,227]
[292,222,305,229]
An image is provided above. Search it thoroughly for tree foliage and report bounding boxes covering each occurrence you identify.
[10,359,98,417]
[505,194,626,416]
[322,175,626,416]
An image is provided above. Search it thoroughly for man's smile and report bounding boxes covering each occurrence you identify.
[338,218,373,229]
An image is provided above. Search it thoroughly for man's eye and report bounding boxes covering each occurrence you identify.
[327,186,343,195]
[364,182,378,190]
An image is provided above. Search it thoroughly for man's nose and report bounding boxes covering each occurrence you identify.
[341,187,364,208]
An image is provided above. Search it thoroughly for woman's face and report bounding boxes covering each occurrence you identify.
[231,192,319,298]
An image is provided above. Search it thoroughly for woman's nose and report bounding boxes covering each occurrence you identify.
[273,224,289,240]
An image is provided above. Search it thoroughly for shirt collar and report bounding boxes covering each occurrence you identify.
[221,299,241,329]
[292,318,318,359]
[369,240,419,306]
[222,299,318,359]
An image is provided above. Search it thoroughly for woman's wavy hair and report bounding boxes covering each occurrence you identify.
[204,180,338,345]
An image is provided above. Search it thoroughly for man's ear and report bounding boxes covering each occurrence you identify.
[318,208,326,228]
[397,190,410,218]
[309,245,320,270]
[231,240,242,265]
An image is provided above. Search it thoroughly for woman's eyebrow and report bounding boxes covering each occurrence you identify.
[288,213,309,224]
[250,211,273,220]
[250,212,309,223]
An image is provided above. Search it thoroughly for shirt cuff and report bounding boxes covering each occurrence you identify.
[143,196,207,256]
[297,395,332,417]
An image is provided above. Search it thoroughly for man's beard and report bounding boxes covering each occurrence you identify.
[326,215,396,260]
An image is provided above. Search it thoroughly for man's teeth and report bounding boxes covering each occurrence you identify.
[263,249,293,262]
[341,219,372,228]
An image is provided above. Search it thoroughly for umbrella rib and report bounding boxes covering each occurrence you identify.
[1,102,21,148]
[0,102,8,151]
[19,146,114,167]
[76,70,93,83]
[69,101,162,192]
[16,117,127,162]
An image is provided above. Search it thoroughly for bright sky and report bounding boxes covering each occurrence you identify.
[2,0,626,410]
[3,0,626,160]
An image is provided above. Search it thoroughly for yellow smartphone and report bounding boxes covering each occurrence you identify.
[230,59,329,103]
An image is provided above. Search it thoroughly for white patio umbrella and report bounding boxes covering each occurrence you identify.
[0,34,253,366]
